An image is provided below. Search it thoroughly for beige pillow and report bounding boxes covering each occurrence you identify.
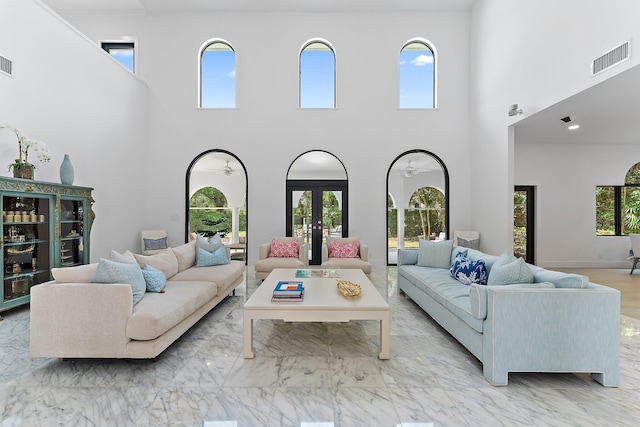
[52,263,99,283]
[171,240,196,272]
[133,250,179,279]
[109,249,137,264]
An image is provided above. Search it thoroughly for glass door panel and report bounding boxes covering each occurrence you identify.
[514,186,535,263]
[2,195,52,303]
[323,190,342,243]
[60,198,86,267]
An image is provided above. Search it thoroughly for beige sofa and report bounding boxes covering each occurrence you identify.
[30,241,245,359]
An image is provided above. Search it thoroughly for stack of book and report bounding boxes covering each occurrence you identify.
[272,281,304,302]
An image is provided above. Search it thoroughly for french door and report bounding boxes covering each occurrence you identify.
[286,180,348,265]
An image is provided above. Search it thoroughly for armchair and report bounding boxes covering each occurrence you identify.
[321,236,372,278]
[254,237,309,280]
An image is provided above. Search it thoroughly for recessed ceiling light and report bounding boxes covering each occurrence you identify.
[568,124,580,130]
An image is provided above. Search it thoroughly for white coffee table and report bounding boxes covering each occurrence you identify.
[244,268,390,359]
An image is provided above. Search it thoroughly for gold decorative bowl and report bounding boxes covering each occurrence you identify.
[336,279,361,297]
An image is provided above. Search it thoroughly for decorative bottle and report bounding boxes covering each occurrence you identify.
[60,154,74,185]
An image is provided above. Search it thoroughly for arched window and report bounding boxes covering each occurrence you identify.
[200,40,235,108]
[596,162,640,235]
[399,39,436,108]
[299,39,336,108]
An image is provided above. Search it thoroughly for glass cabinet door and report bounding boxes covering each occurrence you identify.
[2,194,53,304]
[60,198,86,266]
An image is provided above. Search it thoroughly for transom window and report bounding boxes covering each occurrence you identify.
[101,42,135,72]
[399,39,436,108]
[200,40,236,108]
[299,40,336,108]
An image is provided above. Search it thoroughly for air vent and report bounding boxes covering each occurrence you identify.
[592,41,630,76]
[0,54,12,77]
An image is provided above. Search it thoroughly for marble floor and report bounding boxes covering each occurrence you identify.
[1,267,640,426]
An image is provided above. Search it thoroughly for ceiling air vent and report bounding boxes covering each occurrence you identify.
[592,41,630,76]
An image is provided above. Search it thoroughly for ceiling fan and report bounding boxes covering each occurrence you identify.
[220,160,235,176]
[402,160,428,177]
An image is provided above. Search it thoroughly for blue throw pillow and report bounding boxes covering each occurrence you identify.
[487,252,534,286]
[196,234,223,253]
[196,246,229,267]
[143,237,168,251]
[93,258,146,305]
[450,254,487,285]
[417,239,454,269]
[141,264,166,292]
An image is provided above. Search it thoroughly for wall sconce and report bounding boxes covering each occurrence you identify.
[508,104,523,116]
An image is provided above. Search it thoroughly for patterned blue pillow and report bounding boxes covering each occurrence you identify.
[196,246,229,267]
[450,253,488,286]
[93,258,146,305]
[196,234,222,253]
[141,264,166,292]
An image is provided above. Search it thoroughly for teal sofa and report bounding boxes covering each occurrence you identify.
[397,246,620,386]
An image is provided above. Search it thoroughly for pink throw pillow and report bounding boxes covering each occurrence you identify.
[269,239,299,258]
[330,241,359,258]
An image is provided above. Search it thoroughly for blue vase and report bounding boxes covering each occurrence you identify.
[60,154,74,185]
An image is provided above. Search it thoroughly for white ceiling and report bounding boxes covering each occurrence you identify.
[40,0,475,14]
[514,64,640,145]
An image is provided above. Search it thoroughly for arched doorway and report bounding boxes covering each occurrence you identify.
[186,150,247,262]
[286,150,348,265]
[387,150,449,264]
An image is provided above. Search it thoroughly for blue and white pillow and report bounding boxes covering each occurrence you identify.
[196,246,229,267]
[450,251,488,286]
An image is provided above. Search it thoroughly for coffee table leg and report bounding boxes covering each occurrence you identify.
[243,312,255,358]
[379,312,390,359]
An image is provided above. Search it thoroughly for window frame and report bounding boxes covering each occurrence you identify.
[595,184,640,236]
[100,41,136,73]
[299,38,336,109]
[399,38,437,109]
[198,39,236,109]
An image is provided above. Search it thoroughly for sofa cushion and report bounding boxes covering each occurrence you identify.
[255,256,306,273]
[126,281,219,340]
[270,238,299,257]
[142,264,167,292]
[417,239,454,268]
[93,258,146,306]
[172,241,197,272]
[528,264,589,288]
[196,246,229,267]
[110,250,137,264]
[52,263,98,283]
[487,253,533,286]
[469,282,556,320]
[329,240,359,258]
[450,252,487,286]
[196,233,222,252]
[399,265,483,332]
[133,250,179,280]
[170,260,245,290]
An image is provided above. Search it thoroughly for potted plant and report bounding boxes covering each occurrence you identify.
[1,125,51,179]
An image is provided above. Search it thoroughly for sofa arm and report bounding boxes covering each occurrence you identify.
[30,281,133,358]
[483,285,620,386]
[470,282,556,319]
[258,243,271,260]
[397,249,418,265]
[360,243,369,261]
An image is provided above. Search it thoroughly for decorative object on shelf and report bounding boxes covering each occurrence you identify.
[1,124,51,180]
[336,279,361,297]
[60,154,74,185]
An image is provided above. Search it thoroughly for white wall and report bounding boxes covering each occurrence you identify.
[66,11,472,269]
[471,0,640,265]
[0,0,149,259]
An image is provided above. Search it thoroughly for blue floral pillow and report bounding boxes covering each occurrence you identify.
[450,251,488,286]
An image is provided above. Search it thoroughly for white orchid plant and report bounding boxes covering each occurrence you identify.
[1,124,51,172]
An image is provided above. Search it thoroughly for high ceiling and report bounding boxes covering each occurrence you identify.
[40,0,476,14]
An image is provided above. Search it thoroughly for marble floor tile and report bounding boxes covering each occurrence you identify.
[2,267,640,426]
